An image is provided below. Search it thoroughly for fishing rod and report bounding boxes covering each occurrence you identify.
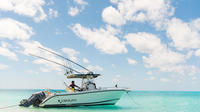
[29,53,82,74]
[38,47,91,73]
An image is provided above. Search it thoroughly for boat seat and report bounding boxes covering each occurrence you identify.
[65,87,74,93]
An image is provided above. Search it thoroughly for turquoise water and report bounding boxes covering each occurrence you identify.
[0,90,200,112]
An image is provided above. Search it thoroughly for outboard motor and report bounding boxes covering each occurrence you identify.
[19,91,46,107]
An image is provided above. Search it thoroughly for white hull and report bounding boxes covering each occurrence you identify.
[39,88,128,107]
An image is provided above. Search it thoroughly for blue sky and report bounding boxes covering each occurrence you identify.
[0,0,200,91]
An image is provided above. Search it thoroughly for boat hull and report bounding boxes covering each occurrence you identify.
[39,89,127,107]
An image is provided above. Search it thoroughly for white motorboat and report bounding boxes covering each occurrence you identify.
[39,88,128,107]
[19,47,130,107]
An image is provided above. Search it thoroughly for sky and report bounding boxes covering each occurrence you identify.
[0,0,200,91]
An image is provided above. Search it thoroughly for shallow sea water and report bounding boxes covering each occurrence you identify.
[0,90,200,112]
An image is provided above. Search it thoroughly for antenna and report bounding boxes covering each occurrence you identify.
[29,53,82,74]
[38,47,91,73]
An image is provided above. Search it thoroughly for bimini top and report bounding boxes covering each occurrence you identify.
[67,73,100,79]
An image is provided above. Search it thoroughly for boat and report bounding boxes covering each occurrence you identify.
[19,47,130,108]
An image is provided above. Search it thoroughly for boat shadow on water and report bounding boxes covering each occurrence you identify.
[22,105,135,112]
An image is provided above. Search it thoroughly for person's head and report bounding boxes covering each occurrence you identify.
[72,81,75,84]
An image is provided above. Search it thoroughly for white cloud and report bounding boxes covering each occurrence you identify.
[125,32,163,54]
[187,65,199,76]
[24,59,28,62]
[124,32,198,75]
[195,49,200,56]
[26,70,39,75]
[0,47,18,61]
[71,24,127,54]
[33,58,63,72]
[144,76,155,80]
[0,0,47,22]
[110,0,119,4]
[82,58,89,63]
[0,18,34,40]
[1,40,16,47]
[0,63,8,70]
[166,18,200,50]
[111,64,116,68]
[192,77,197,80]
[143,50,185,73]
[74,0,88,5]
[61,48,80,62]
[1,41,12,48]
[113,74,121,83]
[147,71,153,75]
[0,43,18,61]
[40,67,51,72]
[87,65,103,72]
[49,8,58,18]
[149,76,155,80]
[19,40,63,72]
[190,18,200,31]
[102,0,174,29]
[102,6,125,26]
[67,0,88,16]
[186,50,194,59]
[47,0,54,5]
[19,40,44,55]
[127,58,137,65]
[68,7,80,16]
[160,78,170,82]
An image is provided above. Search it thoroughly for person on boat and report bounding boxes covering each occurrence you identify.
[69,81,80,91]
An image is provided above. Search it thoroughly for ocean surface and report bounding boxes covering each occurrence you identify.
[0,89,200,112]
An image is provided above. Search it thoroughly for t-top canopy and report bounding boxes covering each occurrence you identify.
[66,74,100,79]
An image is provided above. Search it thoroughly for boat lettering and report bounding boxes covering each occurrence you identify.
[58,99,77,103]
